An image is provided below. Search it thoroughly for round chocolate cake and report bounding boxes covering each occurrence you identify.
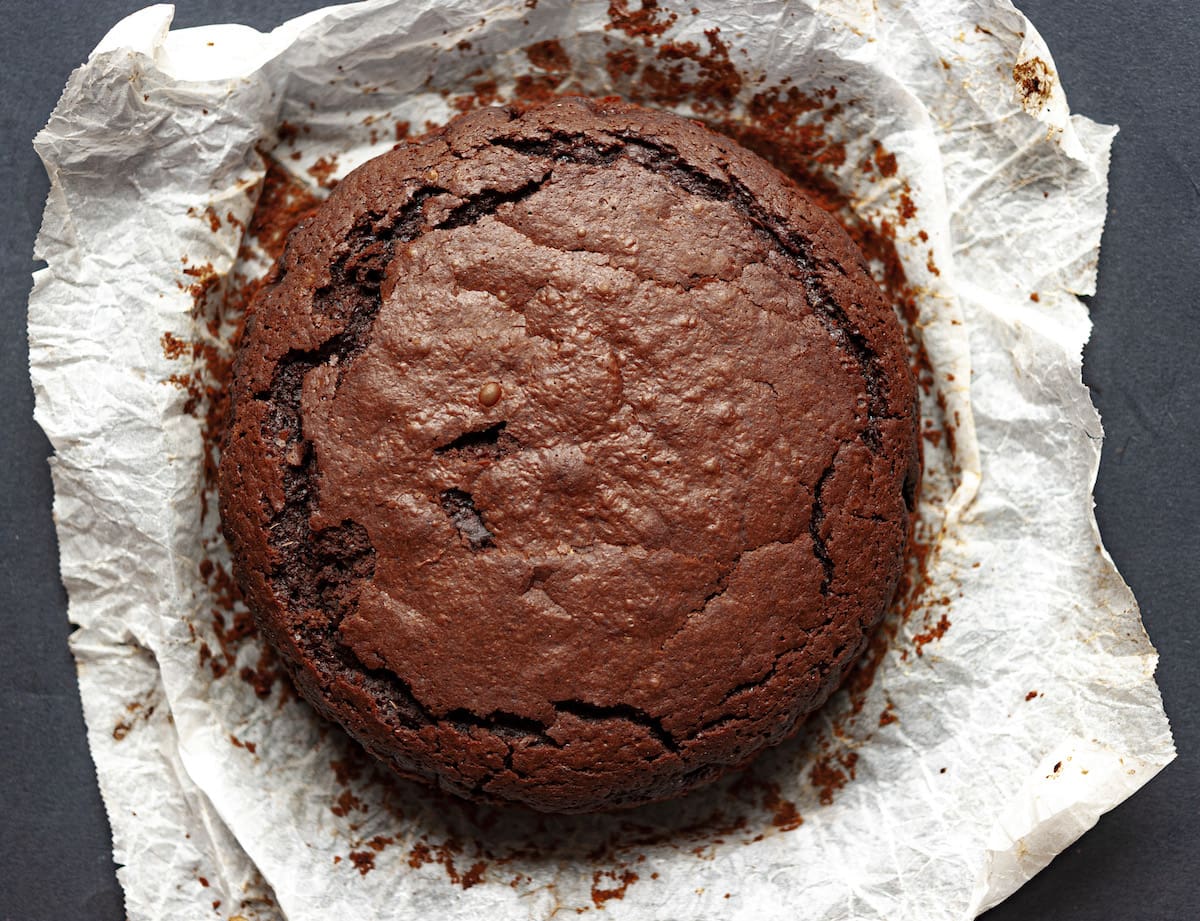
[219,97,920,813]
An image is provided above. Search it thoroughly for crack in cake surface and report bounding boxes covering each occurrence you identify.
[439,488,495,549]
[493,129,893,450]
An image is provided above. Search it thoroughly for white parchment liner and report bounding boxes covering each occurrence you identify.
[29,2,1174,919]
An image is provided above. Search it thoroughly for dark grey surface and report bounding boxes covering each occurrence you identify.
[1,1,1195,918]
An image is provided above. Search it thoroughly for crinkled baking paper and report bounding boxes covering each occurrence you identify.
[29,1,1174,919]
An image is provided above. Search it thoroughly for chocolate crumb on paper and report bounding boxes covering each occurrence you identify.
[591,868,640,907]
[1013,56,1055,112]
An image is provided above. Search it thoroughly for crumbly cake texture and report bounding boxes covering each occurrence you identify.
[219,97,920,813]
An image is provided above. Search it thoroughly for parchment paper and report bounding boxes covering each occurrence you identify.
[29,2,1175,919]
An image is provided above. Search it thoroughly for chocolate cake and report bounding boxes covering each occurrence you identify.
[219,97,920,813]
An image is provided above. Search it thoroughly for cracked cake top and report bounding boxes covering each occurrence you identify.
[219,97,920,813]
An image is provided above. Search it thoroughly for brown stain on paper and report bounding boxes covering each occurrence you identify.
[591,868,640,907]
[1013,56,1054,110]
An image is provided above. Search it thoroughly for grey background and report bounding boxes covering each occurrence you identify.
[1,1,1195,918]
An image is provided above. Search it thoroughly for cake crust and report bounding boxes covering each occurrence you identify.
[219,97,920,813]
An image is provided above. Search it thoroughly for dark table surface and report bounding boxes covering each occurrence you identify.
[2,2,1196,919]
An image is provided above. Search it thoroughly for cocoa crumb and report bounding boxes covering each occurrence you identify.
[407,842,432,869]
[912,613,952,656]
[605,47,640,84]
[525,38,571,72]
[591,869,639,906]
[161,331,190,360]
[606,0,677,45]
[404,839,483,888]
[461,861,487,889]
[331,789,365,818]
[228,734,256,754]
[762,784,803,831]
[348,850,375,875]
[873,141,898,177]
[306,154,340,189]
[181,261,218,300]
[466,79,501,110]
[238,643,282,699]
[810,751,859,806]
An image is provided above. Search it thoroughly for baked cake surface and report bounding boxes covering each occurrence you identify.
[219,97,920,813]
